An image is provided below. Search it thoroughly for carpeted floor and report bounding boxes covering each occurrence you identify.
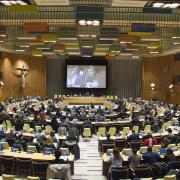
[72,136,107,180]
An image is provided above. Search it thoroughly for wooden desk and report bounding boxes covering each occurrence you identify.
[1,150,74,175]
[64,97,114,109]
[102,150,180,176]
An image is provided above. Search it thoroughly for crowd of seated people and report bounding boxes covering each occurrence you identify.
[0,96,179,179]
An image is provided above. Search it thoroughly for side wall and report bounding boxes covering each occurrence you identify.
[142,55,180,104]
[0,52,46,101]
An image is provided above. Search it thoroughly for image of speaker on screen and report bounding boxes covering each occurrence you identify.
[84,66,101,88]
[67,66,86,87]
[67,65,106,88]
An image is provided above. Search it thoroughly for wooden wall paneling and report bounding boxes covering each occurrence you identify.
[0,52,46,101]
[142,54,180,104]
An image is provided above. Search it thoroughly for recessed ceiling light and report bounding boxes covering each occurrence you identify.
[82,46,93,48]
[93,20,100,26]
[174,42,179,45]
[79,20,86,26]
[149,51,159,54]
[170,3,180,8]
[16,49,25,52]
[0,41,4,42]
[172,37,180,39]
[86,21,93,25]
[0,34,6,37]
[19,45,29,48]
[153,3,164,8]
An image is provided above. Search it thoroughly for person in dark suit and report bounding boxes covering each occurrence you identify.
[127,129,140,142]
[142,146,161,164]
[68,124,79,143]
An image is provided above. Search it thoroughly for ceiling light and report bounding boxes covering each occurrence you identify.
[82,55,92,57]
[150,83,155,87]
[170,3,180,8]
[173,42,179,45]
[172,37,180,39]
[82,46,93,48]
[149,51,159,54]
[86,21,92,25]
[0,34,6,37]
[15,49,25,52]
[153,3,164,8]
[79,20,86,26]
[19,45,29,48]
[18,37,37,40]
[120,41,132,44]
[91,35,96,38]
[0,41,4,43]
[152,87,155,90]
[125,48,139,51]
[163,4,171,8]
[132,56,140,59]
[37,47,50,50]
[93,20,100,26]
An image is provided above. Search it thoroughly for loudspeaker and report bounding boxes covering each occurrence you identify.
[174,53,180,61]
[0,72,3,80]
[173,75,180,84]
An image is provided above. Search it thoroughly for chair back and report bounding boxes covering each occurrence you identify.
[109,127,116,136]
[2,174,15,180]
[32,161,49,176]
[130,141,141,150]
[6,137,16,147]
[0,142,9,150]
[23,123,31,133]
[27,176,40,180]
[144,125,151,133]
[16,158,31,174]
[167,144,176,150]
[111,167,129,180]
[6,121,12,129]
[102,143,115,153]
[134,165,152,178]
[133,126,139,133]
[58,127,67,136]
[121,127,130,136]
[140,146,148,154]
[1,156,15,173]
[35,126,42,132]
[162,123,167,131]
[54,94,58,99]
[115,139,126,150]
[83,128,91,137]
[97,127,106,136]
[152,145,161,152]
[45,125,53,134]
[164,174,176,180]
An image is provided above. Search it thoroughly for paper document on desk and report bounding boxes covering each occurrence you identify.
[60,156,68,161]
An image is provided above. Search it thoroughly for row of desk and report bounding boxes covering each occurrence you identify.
[102,149,180,176]
[0,150,74,174]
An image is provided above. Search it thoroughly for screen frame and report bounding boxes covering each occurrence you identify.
[65,58,108,90]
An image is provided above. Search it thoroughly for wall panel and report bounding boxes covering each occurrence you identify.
[142,55,180,104]
[0,52,46,101]
[46,58,142,98]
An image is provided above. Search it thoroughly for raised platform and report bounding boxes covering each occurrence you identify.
[64,97,114,109]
